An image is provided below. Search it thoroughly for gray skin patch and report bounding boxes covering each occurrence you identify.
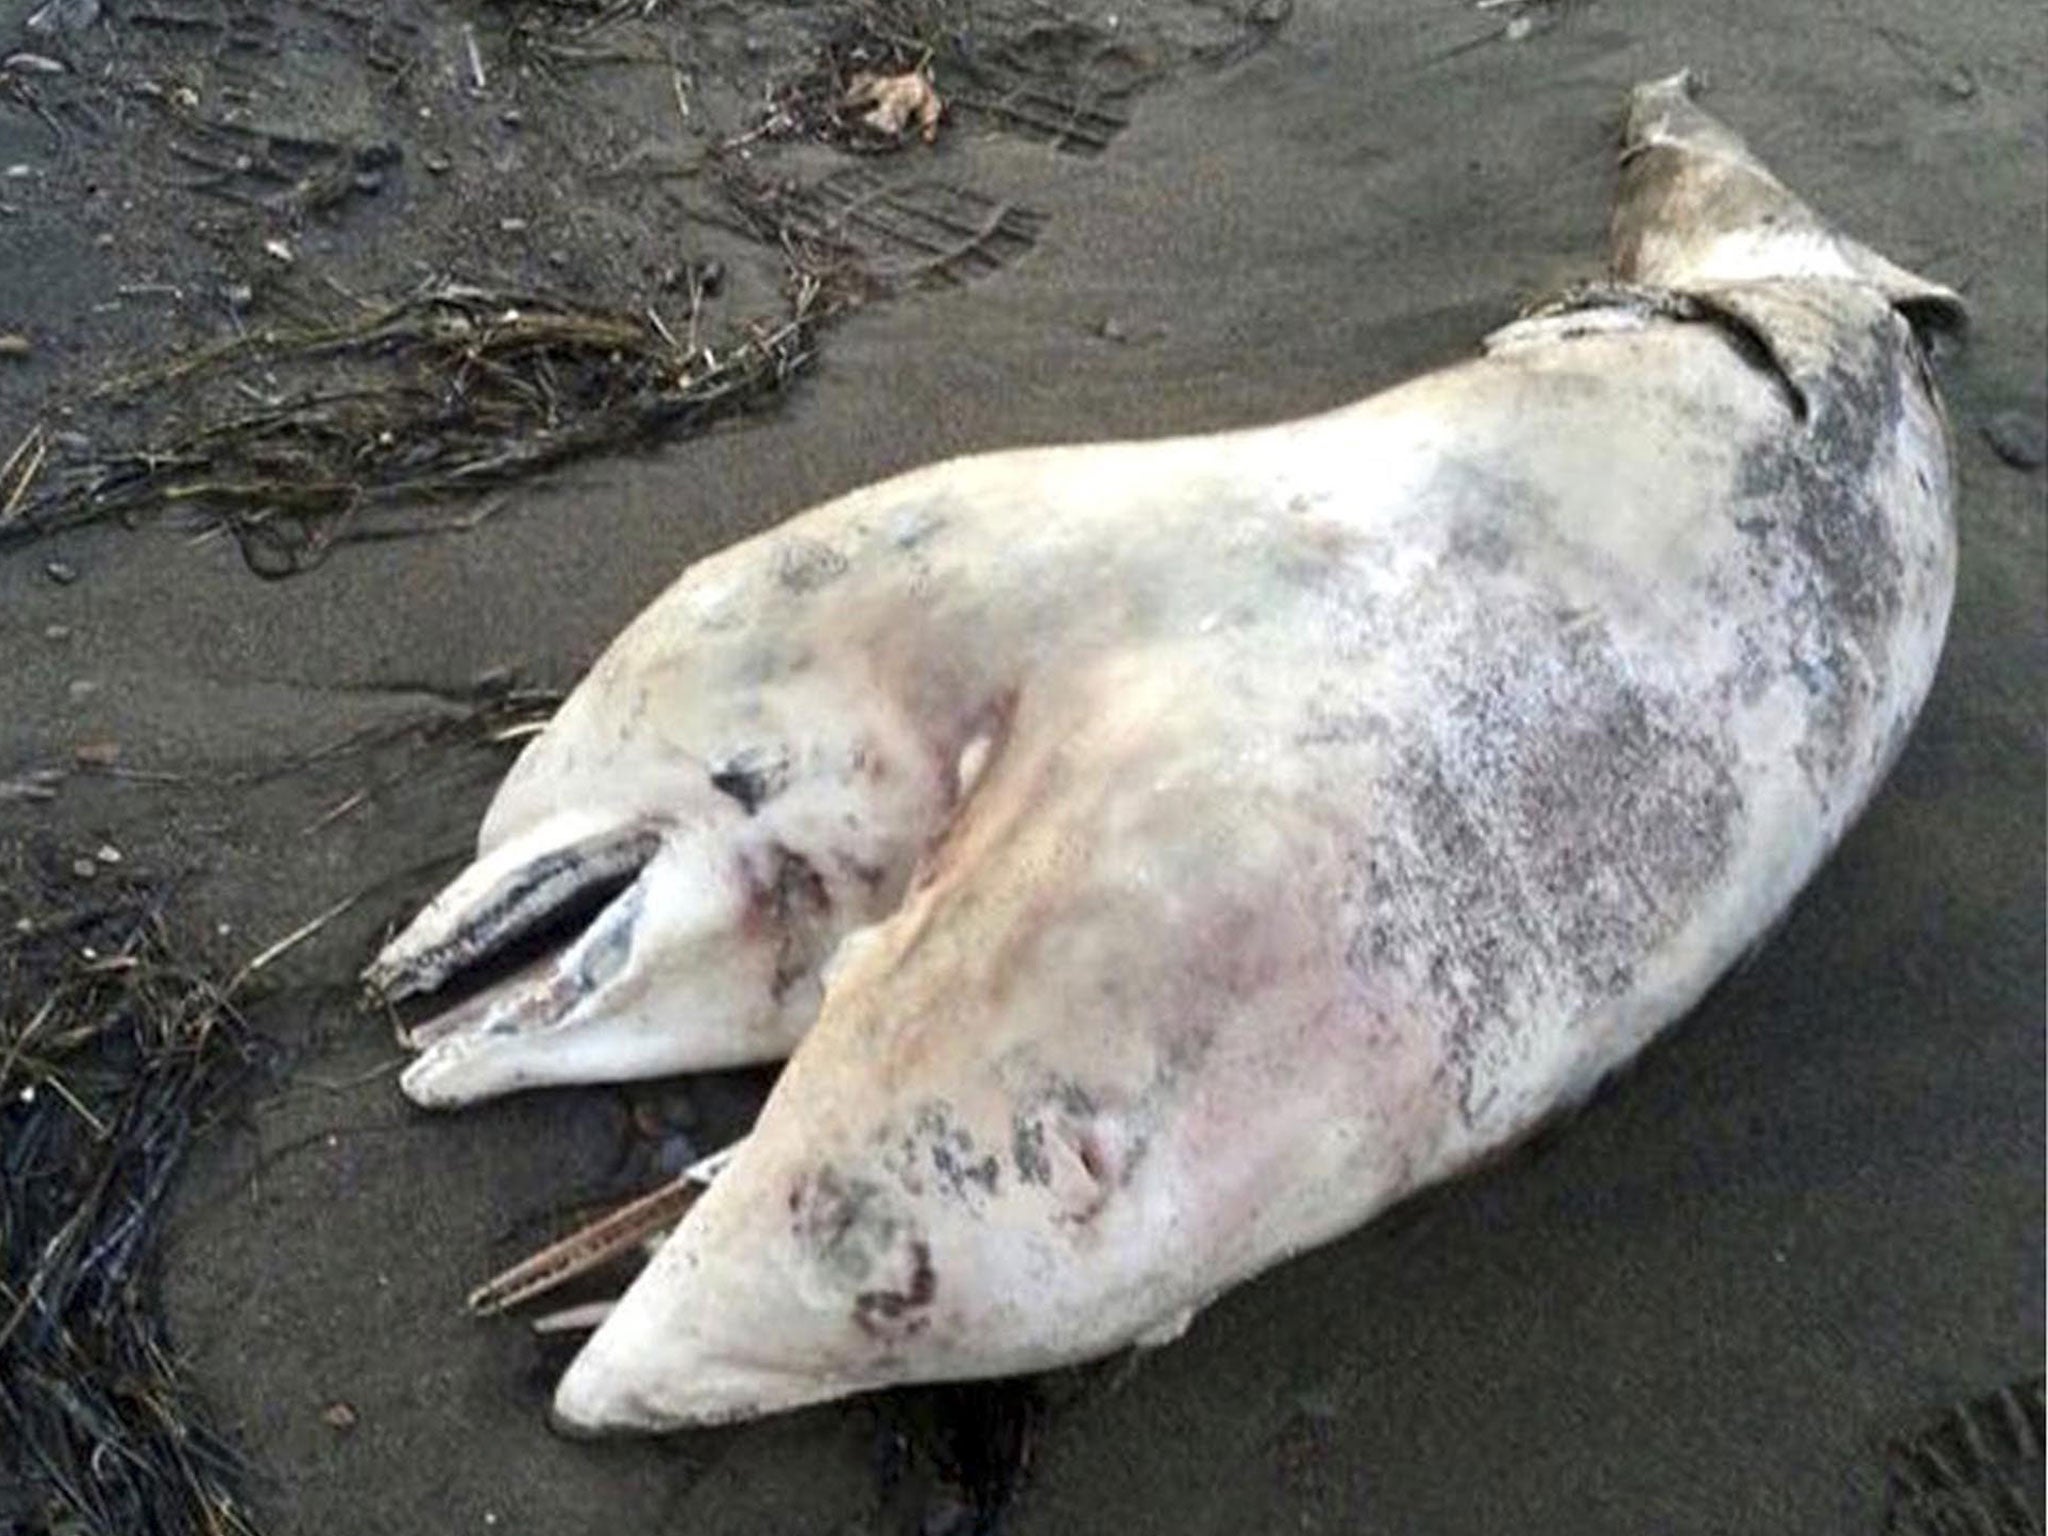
[887,505,947,550]
[787,1166,936,1346]
[1729,307,1920,793]
[1340,595,1743,1129]
[789,1166,899,1289]
[878,1102,1001,1205]
[1435,457,1561,574]
[776,537,850,593]
[1011,1118,1051,1186]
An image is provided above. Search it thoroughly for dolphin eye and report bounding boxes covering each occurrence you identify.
[1074,1131,1107,1183]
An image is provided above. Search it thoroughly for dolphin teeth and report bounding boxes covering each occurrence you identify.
[362,815,666,1003]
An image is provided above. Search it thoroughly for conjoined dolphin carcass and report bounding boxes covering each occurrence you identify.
[364,74,1963,1432]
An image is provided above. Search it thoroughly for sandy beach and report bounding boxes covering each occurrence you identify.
[1,0,2041,1531]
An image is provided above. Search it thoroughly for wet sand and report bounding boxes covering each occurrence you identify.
[2,1,2042,1531]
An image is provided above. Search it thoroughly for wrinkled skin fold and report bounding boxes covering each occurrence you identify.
[365,73,1961,1432]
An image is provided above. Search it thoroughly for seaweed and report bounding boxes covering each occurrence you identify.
[0,858,260,1536]
[0,250,835,579]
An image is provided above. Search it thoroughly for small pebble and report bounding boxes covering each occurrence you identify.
[44,558,77,584]
[71,857,96,879]
[320,1400,358,1431]
[1982,409,2046,470]
[72,740,120,767]
[66,679,98,700]
[500,107,523,127]
[43,624,70,640]
[1098,316,1128,342]
[352,170,384,195]
[224,282,254,310]
[94,843,120,864]
[424,151,451,173]
[0,333,29,358]
[498,216,528,233]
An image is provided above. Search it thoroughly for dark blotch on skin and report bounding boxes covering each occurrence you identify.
[710,765,769,814]
[887,1103,1001,1203]
[854,1241,937,1340]
[1012,1119,1050,1186]
[709,745,791,816]
[765,846,833,1001]
[792,1167,896,1287]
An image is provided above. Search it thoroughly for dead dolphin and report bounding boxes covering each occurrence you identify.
[365,74,1962,1431]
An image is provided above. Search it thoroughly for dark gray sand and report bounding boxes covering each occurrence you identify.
[3,1,2043,1532]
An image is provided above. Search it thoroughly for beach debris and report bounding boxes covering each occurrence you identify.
[531,1300,617,1335]
[461,22,487,92]
[463,1142,737,1318]
[226,891,359,993]
[3,52,69,76]
[43,557,76,584]
[25,0,98,33]
[72,740,121,767]
[844,68,944,143]
[2,256,831,573]
[319,1400,358,1432]
[2,425,46,524]
[1,333,34,357]
[0,769,64,804]
[0,859,257,1536]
